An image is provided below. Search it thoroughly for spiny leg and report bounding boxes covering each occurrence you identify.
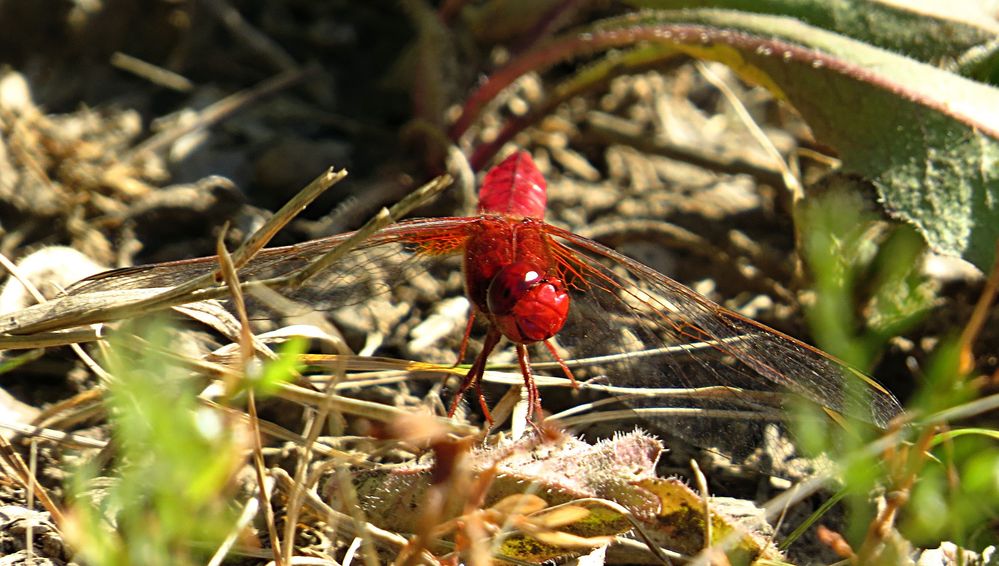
[448,325,502,424]
[515,343,543,421]
[454,310,477,366]
[543,339,578,388]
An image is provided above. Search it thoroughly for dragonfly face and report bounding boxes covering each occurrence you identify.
[486,260,570,344]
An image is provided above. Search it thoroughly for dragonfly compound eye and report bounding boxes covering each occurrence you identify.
[487,261,540,315]
[487,262,570,343]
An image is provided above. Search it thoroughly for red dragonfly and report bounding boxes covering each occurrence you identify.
[68,151,902,439]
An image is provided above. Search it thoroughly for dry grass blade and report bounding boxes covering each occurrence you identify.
[207,477,266,566]
[688,459,715,565]
[216,231,285,566]
[957,239,999,374]
[256,175,463,566]
[270,468,416,556]
[328,462,379,566]
[200,0,299,73]
[125,66,313,161]
[0,328,103,350]
[109,52,194,92]
[0,166,348,335]
[289,173,453,286]
[694,61,801,199]
[276,381,477,435]
[0,420,107,450]
[0,435,64,525]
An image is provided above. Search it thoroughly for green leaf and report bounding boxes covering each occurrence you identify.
[622,0,999,67]
[251,336,307,397]
[589,9,999,271]
[931,427,999,446]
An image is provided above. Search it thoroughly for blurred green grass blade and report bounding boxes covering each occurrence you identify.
[69,317,243,566]
[930,427,999,446]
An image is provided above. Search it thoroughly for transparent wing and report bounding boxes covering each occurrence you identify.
[539,223,902,460]
[68,218,475,314]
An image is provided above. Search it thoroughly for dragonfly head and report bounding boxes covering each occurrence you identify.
[486,261,569,344]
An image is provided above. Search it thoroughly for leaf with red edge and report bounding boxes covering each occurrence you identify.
[624,0,999,73]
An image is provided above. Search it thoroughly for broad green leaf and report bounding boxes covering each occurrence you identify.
[623,0,999,69]
[585,10,999,271]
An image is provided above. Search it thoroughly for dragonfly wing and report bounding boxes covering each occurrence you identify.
[68,217,475,318]
[541,224,902,440]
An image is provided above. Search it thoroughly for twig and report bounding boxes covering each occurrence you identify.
[690,460,712,550]
[0,328,103,350]
[207,479,265,566]
[126,66,313,161]
[957,239,999,374]
[0,435,64,524]
[110,52,193,92]
[0,419,107,449]
[26,440,37,560]
[200,0,299,73]
[695,61,802,201]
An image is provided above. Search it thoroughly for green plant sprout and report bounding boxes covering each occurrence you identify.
[795,184,998,558]
[64,318,306,566]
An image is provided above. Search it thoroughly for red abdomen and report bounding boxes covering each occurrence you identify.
[477,151,547,219]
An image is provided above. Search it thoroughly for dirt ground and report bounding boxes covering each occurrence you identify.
[0,1,995,565]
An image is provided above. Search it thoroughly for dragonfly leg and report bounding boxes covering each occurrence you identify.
[448,326,501,424]
[515,343,543,421]
[543,339,578,388]
[453,310,477,367]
